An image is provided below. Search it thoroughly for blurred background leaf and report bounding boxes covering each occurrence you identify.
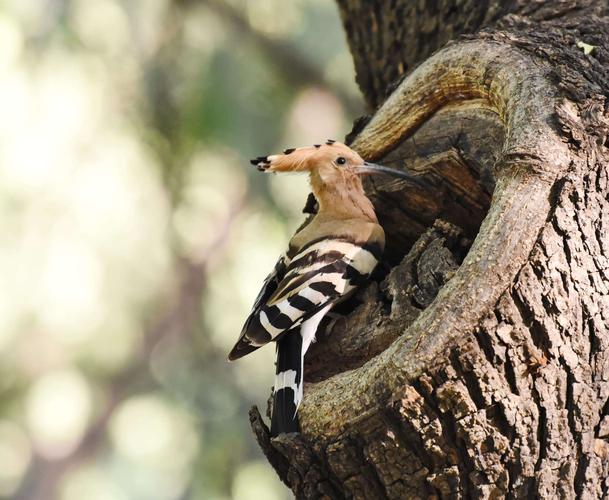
[0,0,362,498]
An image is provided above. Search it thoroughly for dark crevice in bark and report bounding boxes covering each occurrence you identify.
[602,474,609,500]
[506,439,525,500]
[318,444,350,497]
[563,363,585,496]
[595,396,609,437]
[443,410,474,498]
[376,281,394,317]
[587,316,598,367]
[574,454,589,498]
[478,313,522,399]
[533,390,548,475]
[450,350,486,411]
[472,327,497,366]
[503,351,521,397]
[540,294,560,319]
[511,290,552,362]
[487,403,517,447]
[353,436,391,498]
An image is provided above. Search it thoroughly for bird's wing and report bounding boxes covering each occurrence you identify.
[228,237,381,360]
[227,253,289,360]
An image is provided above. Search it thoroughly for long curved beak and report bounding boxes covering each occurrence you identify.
[359,162,425,186]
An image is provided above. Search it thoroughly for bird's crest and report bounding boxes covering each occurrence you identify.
[249,140,363,173]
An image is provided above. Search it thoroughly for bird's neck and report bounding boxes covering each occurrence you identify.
[312,178,378,223]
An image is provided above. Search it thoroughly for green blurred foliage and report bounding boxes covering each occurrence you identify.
[0,0,361,499]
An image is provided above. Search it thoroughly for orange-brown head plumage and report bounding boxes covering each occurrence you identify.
[251,140,374,219]
[250,140,423,221]
[250,140,362,175]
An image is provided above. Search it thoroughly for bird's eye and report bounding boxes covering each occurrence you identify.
[336,157,346,165]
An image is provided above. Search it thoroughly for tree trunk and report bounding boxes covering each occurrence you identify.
[251,1,609,498]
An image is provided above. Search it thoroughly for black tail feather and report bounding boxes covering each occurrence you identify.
[270,330,302,436]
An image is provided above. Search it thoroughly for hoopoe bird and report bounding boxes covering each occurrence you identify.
[228,140,422,436]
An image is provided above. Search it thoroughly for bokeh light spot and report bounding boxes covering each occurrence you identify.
[25,369,92,458]
[110,394,199,470]
[232,461,286,500]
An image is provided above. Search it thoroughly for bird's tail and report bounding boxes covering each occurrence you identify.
[270,330,303,436]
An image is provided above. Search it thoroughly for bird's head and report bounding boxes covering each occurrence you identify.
[250,140,422,191]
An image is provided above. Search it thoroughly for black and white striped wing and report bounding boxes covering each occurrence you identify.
[228,238,380,360]
[228,254,288,360]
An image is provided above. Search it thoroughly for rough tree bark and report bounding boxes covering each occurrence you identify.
[251,1,609,498]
